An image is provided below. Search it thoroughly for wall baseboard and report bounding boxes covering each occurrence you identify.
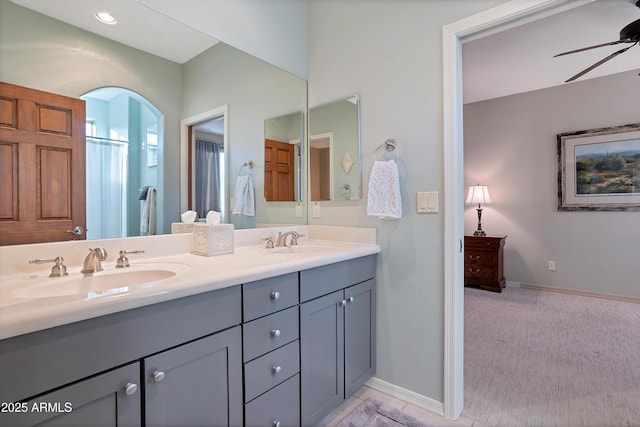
[366,377,444,417]
[513,282,640,304]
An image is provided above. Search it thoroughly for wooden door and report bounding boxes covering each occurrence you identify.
[0,82,86,245]
[264,138,294,201]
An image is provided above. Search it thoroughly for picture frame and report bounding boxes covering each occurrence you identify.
[557,123,640,211]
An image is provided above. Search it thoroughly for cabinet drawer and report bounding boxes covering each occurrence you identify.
[244,340,300,402]
[243,306,299,362]
[243,273,299,322]
[465,265,496,281]
[300,255,376,302]
[465,251,496,266]
[245,374,300,427]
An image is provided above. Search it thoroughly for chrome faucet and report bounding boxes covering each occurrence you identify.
[275,231,303,247]
[81,248,107,274]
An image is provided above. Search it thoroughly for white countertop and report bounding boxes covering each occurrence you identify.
[0,226,379,340]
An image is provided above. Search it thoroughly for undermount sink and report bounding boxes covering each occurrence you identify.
[1,263,189,306]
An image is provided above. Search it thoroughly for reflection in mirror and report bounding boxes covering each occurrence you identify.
[309,96,361,201]
[82,88,162,239]
[192,116,226,222]
[264,112,304,202]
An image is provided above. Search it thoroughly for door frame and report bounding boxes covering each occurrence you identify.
[180,105,229,218]
[441,0,592,419]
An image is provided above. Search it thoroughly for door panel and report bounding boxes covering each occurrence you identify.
[0,82,85,245]
[264,138,294,201]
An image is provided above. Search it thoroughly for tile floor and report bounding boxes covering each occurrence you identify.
[317,385,486,427]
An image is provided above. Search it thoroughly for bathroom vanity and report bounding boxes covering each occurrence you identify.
[0,226,379,427]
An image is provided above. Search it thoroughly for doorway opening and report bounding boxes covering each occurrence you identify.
[82,87,162,240]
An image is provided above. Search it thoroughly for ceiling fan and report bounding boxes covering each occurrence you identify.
[554,0,640,82]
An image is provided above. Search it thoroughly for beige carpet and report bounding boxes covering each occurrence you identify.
[337,399,431,427]
[463,286,640,427]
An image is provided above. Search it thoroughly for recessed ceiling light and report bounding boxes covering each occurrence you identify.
[95,11,117,25]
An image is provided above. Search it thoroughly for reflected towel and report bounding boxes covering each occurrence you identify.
[367,160,402,219]
[141,186,157,235]
[232,175,255,216]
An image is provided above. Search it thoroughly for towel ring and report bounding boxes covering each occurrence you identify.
[239,160,254,175]
[374,139,398,160]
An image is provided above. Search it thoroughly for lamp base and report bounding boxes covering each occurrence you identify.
[473,230,487,237]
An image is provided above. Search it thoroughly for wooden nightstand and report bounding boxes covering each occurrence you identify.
[464,235,506,292]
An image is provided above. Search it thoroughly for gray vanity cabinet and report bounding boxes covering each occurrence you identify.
[300,255,376,427]
[144,326,243,427]
[1,363,141,427]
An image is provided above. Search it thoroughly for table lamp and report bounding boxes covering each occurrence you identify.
[466,184,492,237]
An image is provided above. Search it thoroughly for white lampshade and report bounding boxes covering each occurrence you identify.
[466,185,492,205]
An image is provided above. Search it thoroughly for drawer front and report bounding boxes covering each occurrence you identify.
[243,306,299,362]
[300,255,376,302]
[465,251,496,266]
[465,236,504,250]
[244,340,300,402]
[465,264,496,281]
[243,273,299,322]
[245,374,300,427]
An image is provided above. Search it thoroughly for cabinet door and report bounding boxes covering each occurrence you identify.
[144,326,242,427]
[1,363,140,427]
[300,290,344,427]
[344,279,376,397]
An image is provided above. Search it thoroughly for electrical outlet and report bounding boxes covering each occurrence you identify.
[547,261,556,271]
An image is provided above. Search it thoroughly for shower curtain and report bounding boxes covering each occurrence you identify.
[195,139,223,219]
[86,137,128,240]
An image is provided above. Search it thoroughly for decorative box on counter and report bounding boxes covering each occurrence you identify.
[192,223,234,256]
[171,223,195,234]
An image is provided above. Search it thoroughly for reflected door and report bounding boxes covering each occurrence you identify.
[264,139,295,201]
[0,82,86,245]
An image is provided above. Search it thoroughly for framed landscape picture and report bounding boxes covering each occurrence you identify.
[557,123,640,211]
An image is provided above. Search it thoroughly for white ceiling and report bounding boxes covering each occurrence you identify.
[11,0,640,102]
[463,0,640,104]
[11,0,218,64]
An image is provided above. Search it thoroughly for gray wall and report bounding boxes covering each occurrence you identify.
[307,0,509,403]
[464,69,640,297]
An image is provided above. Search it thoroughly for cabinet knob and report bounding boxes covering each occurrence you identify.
[152,370,166,383]
[272,365,282,375]
[347,296,355,303]
[271,329,281,337]
[338,299,347,307]
[273,422,281,427]
[270,291,280,300]
[124,382,138,396]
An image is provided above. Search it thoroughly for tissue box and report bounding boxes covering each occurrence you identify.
[171,223,194,234]
[193,223,234,256]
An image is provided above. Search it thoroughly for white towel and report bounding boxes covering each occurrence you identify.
[140,187,157,235]
[232,175,255,216]
[367,160,402,219]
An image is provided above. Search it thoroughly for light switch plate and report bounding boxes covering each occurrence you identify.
[312,202,321,218]
[417,192,438,213]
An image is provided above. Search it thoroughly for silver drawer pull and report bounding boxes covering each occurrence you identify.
[468,268,481,274]
[468,255,481,260]
[124,382,138,396]
[272,365,282,375]
[347,296,355,303]
[271,329,281,337]
[273,422,281,427]
[152,370,165,383]
[270,291,280,300]
[338,299,347,307]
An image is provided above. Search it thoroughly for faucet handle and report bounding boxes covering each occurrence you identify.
[116,250,145,268]
[262,237,275,249]
[29,256,69,278]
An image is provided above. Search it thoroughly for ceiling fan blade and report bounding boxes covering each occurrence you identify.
[554,38,634,57]
[565,43,637,82]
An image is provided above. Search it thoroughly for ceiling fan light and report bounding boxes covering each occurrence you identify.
[95,11,117,25]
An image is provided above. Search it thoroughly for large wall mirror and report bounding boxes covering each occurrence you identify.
[309,96,361,201]
[1,0,307,246]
